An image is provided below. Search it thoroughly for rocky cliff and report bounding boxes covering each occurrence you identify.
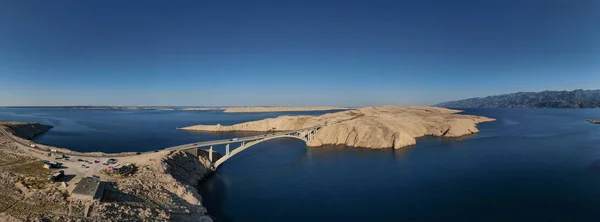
[0,121,216,221]
[0,122,53,139]
[179,106,495,149]
[98,151,215,221]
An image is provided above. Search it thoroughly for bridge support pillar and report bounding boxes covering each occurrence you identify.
[226,143,230,155]
[242,141,245,147]
[209,146,213,162]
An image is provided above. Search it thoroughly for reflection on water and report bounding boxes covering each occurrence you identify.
[197,174,232,222]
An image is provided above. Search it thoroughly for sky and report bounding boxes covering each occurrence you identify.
[1,0,599,106]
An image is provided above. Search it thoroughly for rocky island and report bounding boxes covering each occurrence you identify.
[0,122,215,221]
[179,106,495,149]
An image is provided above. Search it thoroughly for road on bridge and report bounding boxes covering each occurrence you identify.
[0,124,322,158]
[165,126,322,152]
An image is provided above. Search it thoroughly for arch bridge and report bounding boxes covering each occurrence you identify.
[164,126,322,169]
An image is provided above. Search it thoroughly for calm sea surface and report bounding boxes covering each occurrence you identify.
[1,108,600,221]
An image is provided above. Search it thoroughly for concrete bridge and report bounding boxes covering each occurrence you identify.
[0,122,322,168]
[166,126,322,169]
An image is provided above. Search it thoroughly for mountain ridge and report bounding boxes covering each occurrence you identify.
[436,89,600,108]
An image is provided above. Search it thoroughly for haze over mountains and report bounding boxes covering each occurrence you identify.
[436,89,600,108]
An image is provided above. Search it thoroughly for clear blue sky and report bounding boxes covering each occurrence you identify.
[1,0,599,106]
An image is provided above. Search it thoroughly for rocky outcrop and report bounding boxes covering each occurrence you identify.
[90,151,215,221]
[0,122,53,140]
[180,106,495,149]
[0,121,216,221]
[162,150,217,187]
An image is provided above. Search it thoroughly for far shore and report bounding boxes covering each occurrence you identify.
[221,106,350,113]
[2,106,350,113]
[181,106,351,112]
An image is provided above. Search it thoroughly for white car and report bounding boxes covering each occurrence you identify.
[230,138,239,141]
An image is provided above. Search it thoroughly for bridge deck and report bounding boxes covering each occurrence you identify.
[166,126,321,152]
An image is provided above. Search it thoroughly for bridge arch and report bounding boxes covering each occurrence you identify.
[213,134,310,168]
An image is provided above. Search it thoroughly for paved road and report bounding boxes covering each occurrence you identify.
[164,126,321,152]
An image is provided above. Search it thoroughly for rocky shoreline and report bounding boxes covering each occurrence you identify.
[180,106,495,149]
[0,122,215,221]
[0,121,53,140]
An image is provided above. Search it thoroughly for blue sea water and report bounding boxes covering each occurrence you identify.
[1,108,600,221]
[0,108,335,153]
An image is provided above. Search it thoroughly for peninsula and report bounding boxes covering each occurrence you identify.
[0,122,215,221]
[181,107,226,111]
[179,106,495,149]
[222,106,350,113]
[181,106,350,112]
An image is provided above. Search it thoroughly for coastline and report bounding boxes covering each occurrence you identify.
[0,122,215,221]
[0,107,495,220]
[179,106,496,149]
[1,106,349,113]
[222,106,350,113]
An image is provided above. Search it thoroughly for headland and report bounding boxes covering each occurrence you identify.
[222,106,350,113]
[179,106,495,149]
[0,122,215,221]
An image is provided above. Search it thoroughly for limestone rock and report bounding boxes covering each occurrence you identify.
[179,106,495,149]
[223,106,349,113]
[0,122,53,140]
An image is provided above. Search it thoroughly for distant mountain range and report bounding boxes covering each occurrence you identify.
[436,89,600,108]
